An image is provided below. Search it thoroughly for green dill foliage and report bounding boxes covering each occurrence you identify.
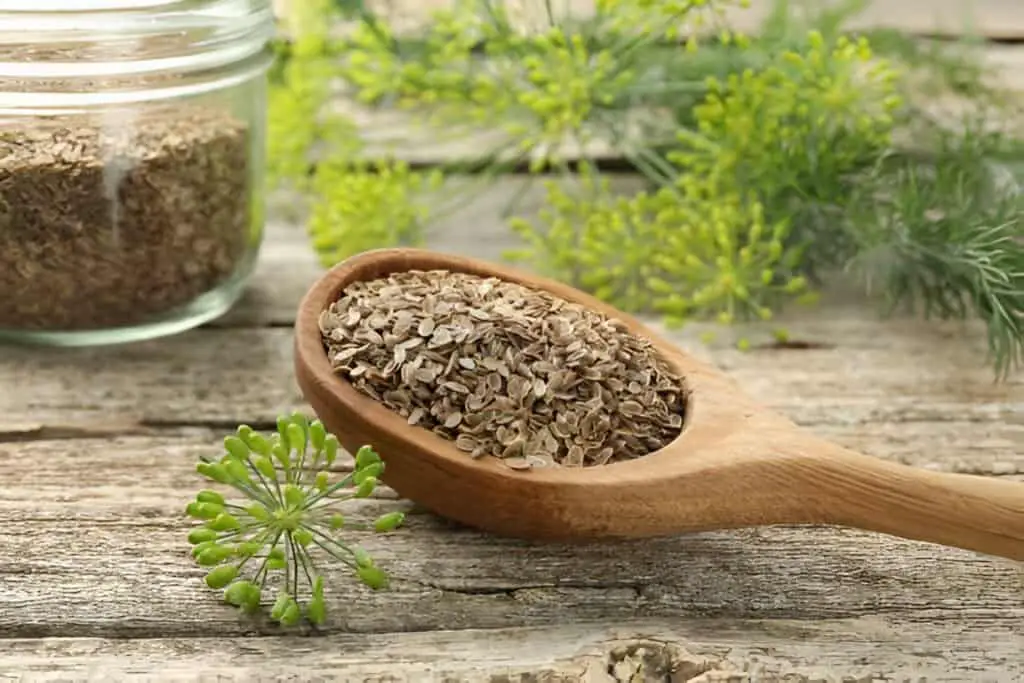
[844,132,1024,379]
[508,163,809,327]
[185,412,405,627]
[268,0,443,263]
[266,0,352,188]
[270,0,1024,378]
[308,157,443,265]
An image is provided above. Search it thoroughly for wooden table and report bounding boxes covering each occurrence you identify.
[2,173,1023,680]
[5,0,1024,675]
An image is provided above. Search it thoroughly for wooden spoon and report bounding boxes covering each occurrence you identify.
[294,248,1024,561]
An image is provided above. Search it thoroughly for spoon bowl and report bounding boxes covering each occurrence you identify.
[294,248,1024,560]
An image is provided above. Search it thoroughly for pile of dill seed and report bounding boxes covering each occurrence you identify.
[0,106,254,331]
[319,269,688,470]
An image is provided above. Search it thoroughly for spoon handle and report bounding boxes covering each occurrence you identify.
[812,445,1024,561]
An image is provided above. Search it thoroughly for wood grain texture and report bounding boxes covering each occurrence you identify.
[278,0,1024,40]
[4,619,1023,682]
[5,156,1024,677]
[4,177,1024,432]
[331,48,1024,168]
[6,310,1024,430]
[291,248,1024,557]
[1,435,1022,641]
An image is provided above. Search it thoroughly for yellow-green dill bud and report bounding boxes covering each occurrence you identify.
[353,462,383,485]
[197,544,234,566]
[289,411,309,432]
[272,442,291,469]
[223,436,250,461]
[315,471,330,491]
[352,546,373,569]
[284,484,305,509]
[253,456,276,480]
[306,594,326,625]
[329,514,345,529]
[373,511,405,533]
[209,513,240,531]
[354,445,381,469]
[355,476,377,498]
[196,490,225,505]
[293,528,314,547]
[224,580,261,611]
[785,276,807,293]
[235,541,263,557]
[205,565,238,589]
[191,540,217,558]
[247,503,270,521]
[224,458,250,483]
[245,432,272,456]
[286,423,307,455]
[356,564,389,590]
[188,527,219,545]
[196,462,228,483]
[280,600,302,626]
[271,592,291,620]
[309,420,327,450]
[186,501,223,520]
[276,415,291,444]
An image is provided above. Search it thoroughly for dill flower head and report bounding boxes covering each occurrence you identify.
[185,413,405,627]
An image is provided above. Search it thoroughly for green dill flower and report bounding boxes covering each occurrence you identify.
[338,1,520,124]
[306,158,443,266]
[337,3,635,166]
[646,177,811,325]
[511,29,633,167]
[673,31,901,197]
[508,161,809,326]
[266,0,363,190]
[507,164,664,312]
[185,413,406,627]
[267,59,356,189]
[668,29,903,274]
[596,0,751,42]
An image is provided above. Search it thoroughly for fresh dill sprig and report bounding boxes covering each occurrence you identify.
[269,0,1024,379]
[845,140,1024,380]
[185,412,405,627]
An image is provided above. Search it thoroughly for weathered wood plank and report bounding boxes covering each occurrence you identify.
[321,44,1024,166]
[4,619,1023,681]
[1,435,1022,642]
[3,154,1023,680]
[5,314,1024,429]
[278,0,1024,41]
[4,175,1024,433]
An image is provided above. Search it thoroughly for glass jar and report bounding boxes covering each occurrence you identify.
[0,0,275,345]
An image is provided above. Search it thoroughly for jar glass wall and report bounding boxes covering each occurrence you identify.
[0,0,275,345]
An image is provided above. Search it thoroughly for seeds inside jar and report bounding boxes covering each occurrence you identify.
[319,270,688,469]
[0,107,254,331]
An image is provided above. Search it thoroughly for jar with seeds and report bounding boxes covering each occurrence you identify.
[0,0,275,345]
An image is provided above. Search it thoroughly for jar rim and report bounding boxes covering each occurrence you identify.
[5,0,179,10]
[0,0,275,94]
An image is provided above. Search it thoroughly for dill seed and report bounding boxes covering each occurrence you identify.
[0,107,253,331]
[319,270,688,470]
